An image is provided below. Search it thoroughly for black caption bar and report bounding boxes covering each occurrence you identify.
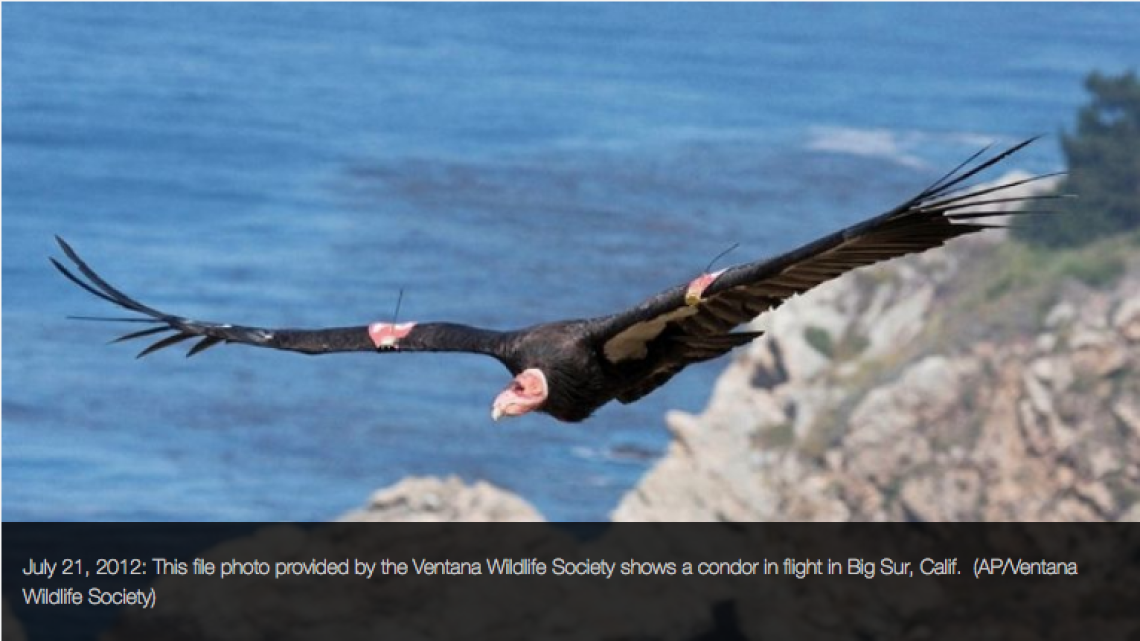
[3,523,1138,640]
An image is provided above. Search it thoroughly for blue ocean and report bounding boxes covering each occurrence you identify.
[4,3,1137,521]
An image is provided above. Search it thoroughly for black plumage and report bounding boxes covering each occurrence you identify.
[53,138,1060,422]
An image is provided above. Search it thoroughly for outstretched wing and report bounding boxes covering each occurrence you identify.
[51,236,493,358]
[590,137,1062,402]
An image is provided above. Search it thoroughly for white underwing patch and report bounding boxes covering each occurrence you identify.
[603,307,699,362]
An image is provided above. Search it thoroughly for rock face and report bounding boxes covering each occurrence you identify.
[339,476,544,522]
[614,222,1140,522]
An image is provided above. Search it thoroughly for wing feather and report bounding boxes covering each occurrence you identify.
[111,325,174,344]
[137,332,196,359]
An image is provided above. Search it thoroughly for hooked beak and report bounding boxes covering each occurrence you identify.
[491,368,547,422]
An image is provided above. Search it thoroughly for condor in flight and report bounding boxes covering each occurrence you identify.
[54,139,1056,423]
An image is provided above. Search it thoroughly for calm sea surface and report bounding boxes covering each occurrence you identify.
[4,3,1138,521]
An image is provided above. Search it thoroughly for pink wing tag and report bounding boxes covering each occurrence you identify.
[685,269,726,306]
[369,322,416,349]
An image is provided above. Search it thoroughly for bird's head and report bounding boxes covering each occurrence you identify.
[491,368,548,421]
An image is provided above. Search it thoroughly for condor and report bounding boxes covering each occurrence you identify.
[54,139,1058,423]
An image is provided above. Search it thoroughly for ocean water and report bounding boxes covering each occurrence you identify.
[4,3,1138,521]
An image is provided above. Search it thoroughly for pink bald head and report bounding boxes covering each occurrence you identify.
[491,368,548,421]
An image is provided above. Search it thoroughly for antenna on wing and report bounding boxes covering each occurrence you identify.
[704,242,740,273]
[392,288,405,325]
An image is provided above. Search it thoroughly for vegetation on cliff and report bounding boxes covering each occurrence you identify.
[1015,70,1140,248]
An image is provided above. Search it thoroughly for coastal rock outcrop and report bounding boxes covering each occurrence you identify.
[339,475,544,522]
